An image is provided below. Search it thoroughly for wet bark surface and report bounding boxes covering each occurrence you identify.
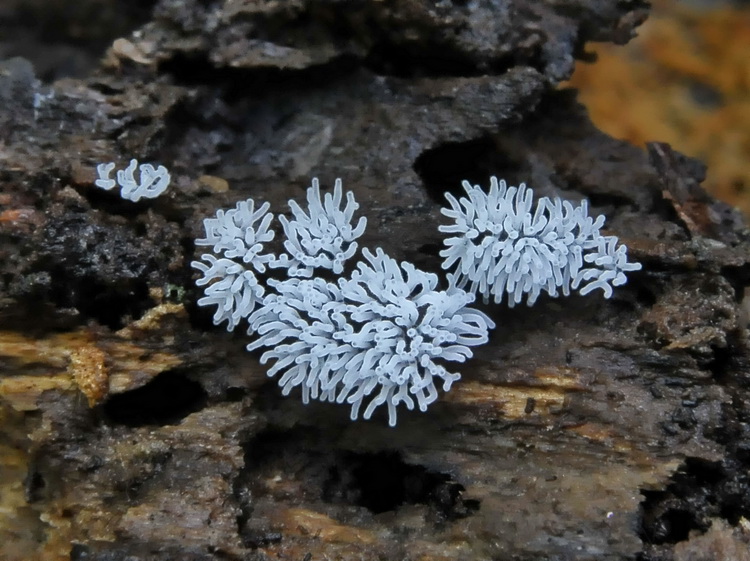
[2,1,750,560]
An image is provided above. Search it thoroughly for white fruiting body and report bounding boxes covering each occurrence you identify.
[439,177,641,306]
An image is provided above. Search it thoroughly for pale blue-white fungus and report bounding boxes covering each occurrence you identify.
[95,159,170,202]
[271,178,367,277]
[192,199,275,331]
[248,247,494,427]
[439,177,641,306]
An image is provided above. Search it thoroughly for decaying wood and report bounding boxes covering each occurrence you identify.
[2,1,750,560]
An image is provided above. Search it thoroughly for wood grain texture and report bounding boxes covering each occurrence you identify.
[2,2,749,560]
